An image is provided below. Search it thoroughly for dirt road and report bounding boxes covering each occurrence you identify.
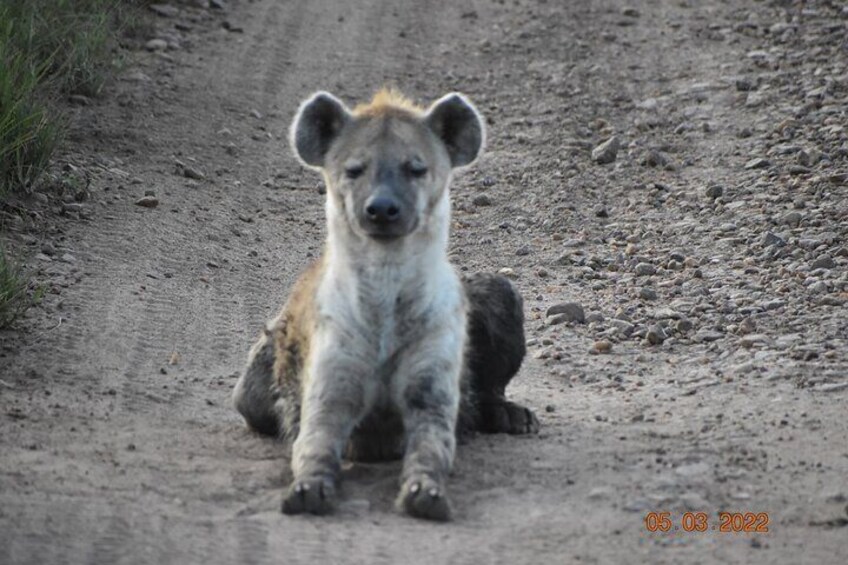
[1,0,846,563]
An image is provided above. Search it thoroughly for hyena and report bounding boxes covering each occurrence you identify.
[233,88,538,521]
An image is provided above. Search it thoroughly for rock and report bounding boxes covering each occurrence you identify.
[135,196,159,208]
[735,77,755,91]
[808,281,828,294]
[150,4,179,18]
[586,311,604,324]
[62,202,84,214]
[209,0,226,9]
[621,7,640,17]
[645,325,666,345]
[675,318,693,333]
[592,136,620,165]
[639,287,658,301]
[145,39,168,51]
[744,158,770,170]
[591,340,613,354]
[780,211,802,227]
[634,262,656,276]
[610,319,635,336]
[40,242,56,256]
[515,244,532,256]
[762,231,786,247]
[641,149,675,170]
[472,194,492,206]
[183,165,205,180]
[59,253,76,263]
[546,302,585,323]
[594,205,609,218]
[704,184,723,200]
[694,329,723,343]
[789,165,811,176]
[811,255,836,270]
[497,267,517,279]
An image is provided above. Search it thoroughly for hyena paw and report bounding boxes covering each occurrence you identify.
[281,476,337,516]
[396,475,451,522]
[480,399,540,435]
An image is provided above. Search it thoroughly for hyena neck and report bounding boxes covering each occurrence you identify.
[324,193,453,300]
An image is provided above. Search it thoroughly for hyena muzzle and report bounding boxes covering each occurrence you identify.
[232,88,539,521]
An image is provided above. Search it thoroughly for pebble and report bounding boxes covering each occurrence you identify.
[145,39,168,51]
[780,211,802,227]
[694,329,723,343]
[634,262,656,276]
[149,4,179,18]
[762,231,786,247]
[644,325,666,345]
[591,340,613,354]
[811,255,835,270]
[183,166,205,180]
[744,157,771,170]
[675,318,694,333]
[591,136,620,165]
[610,319,635,337]
[135,196,159,208]
[704,184,723,200]
[40,242,56,256]
[59,253,76,263]
[639,287,658,301]
[472,194,492,206]
[546,302,585,323]
[515,244,532,256]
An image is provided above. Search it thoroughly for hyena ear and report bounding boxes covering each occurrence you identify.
[424,93,485,168]
[290,91,351,168]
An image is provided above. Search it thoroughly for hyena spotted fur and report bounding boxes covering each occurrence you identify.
[233,88,538,521]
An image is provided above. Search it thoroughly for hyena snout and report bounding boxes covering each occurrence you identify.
[359,185,417,239]
[364,193,400,224]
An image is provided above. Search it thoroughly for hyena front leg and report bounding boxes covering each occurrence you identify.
[282,339,373,516]
[393,332,463,522]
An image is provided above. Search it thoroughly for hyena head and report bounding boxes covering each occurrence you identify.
[290,88,485,242]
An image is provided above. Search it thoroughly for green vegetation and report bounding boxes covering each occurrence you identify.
[0,247,30,328]
[0,0,144,327]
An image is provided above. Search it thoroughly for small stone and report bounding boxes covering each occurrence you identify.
[704,184,723,200]
[209,0,226,9]
[744,158,770,170]
[497,267,516,278]
[634,262,656,276]
[135,196,159,208]
[694,329,723,343]
[610,319,634,337]
[639,287,658,301]
[735,78,755,91]
[546,302,585,323]
[594,205,609,218]
[585,311,604,324]
[675,318,694,333]
[645,325,666,345]
[145,39,168,51]
[545,405,555,413]
[621,7,640,17]
[808,281,828,294]
[762,232,786,247]
[472,194,492,206]
[591,340,613,354]
[515,244,532,256]
[592,136,620,165]
[789,165,811,176]
[811,255,836,270]
[59,253,76,263]
[183,166,205,180]
[40,242,56,256]
[780,211,802,227]
[149,4,179,18]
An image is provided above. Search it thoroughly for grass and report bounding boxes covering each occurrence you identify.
[0,0,145,327]
[0,247,31,329]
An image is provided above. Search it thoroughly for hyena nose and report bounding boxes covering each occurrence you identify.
[365,195,401,224]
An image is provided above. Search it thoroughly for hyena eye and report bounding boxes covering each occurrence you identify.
[407,160,428,178]
[344,162,366,179]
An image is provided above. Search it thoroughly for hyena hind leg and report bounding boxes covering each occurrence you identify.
[463,273,540,435]
[232,324,283,437]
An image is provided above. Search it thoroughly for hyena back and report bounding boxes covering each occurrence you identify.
[232,89,538,521]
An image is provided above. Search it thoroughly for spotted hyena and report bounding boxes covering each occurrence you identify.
[233,88,538,521]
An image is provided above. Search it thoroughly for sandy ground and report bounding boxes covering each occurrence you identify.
[1,0,846,563]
